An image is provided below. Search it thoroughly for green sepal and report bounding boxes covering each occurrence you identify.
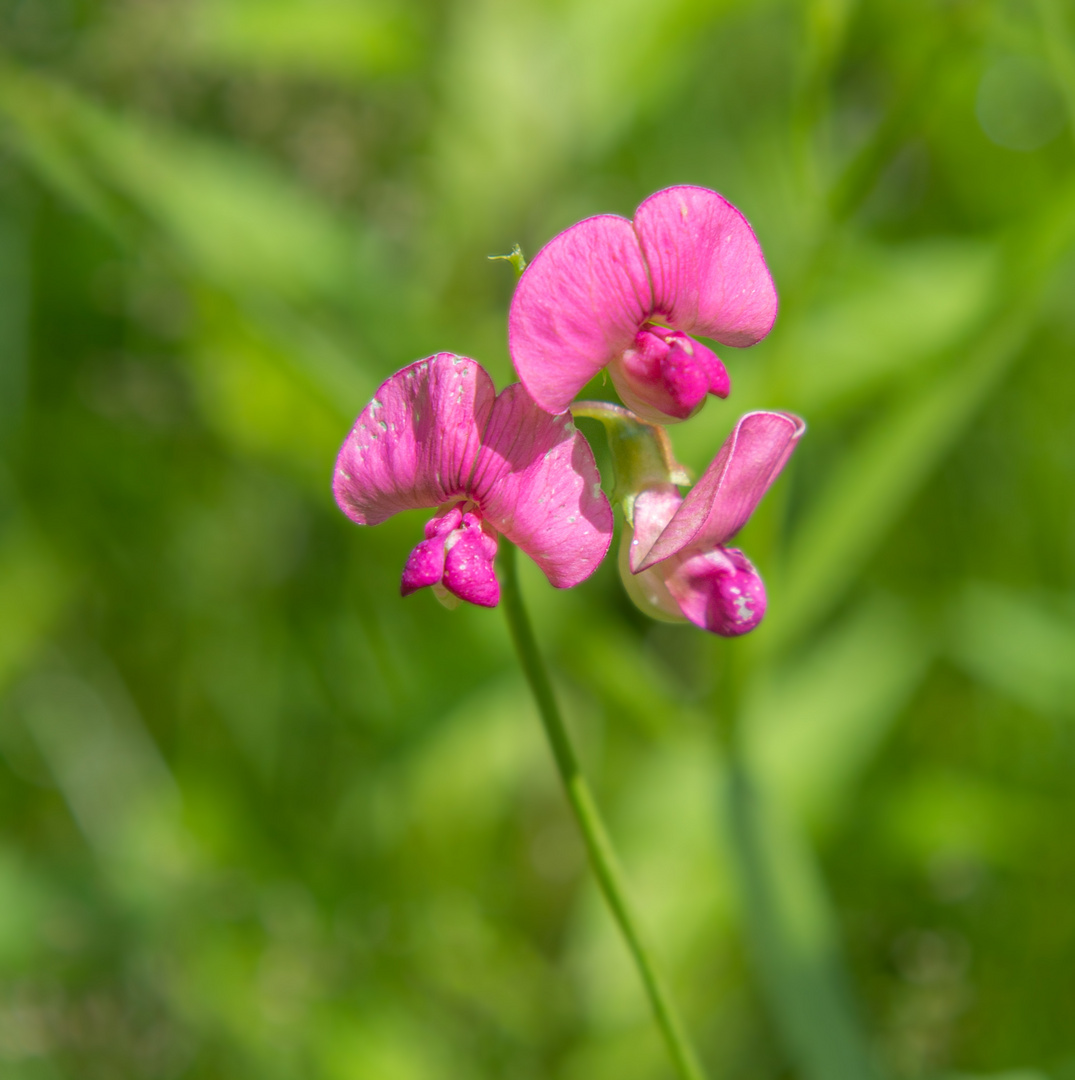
[571,401,691,523]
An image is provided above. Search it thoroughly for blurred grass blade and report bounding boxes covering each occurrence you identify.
[827,26,957,222]
[726,759,882,1080]
[0,63,381,477]
[0,65,124,235]
[191,293,372,477]
[0,523,70,697]
[941,1072,1051,1080]
[72,97,357,306]
[15,668,182,860]
[767,186,1075,654]
[727,595,925,1080]
[743,593,933,829]
[0,202,30,440]
[790,0,860,198]
[1036,0,1075,132]
[434,0,729,240]
[780,239,1000,415]
[949,583,1075,719]
[179,0,420,80]
[0,63,396,318]
[767,320,1022,655]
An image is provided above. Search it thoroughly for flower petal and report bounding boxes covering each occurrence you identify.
[637,411,804,571]
[633,185,777,347]
[508,215,653,414]
[664,546,767,635]
[627,485,683,572]
[470,384,613,588]
[333,354,494,525]
[618,531,686,624]
[443,515,500,607]
[400,537,447,595]
[400,507,462,596]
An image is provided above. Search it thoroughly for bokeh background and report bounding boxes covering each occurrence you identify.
[1,1,1074,1078]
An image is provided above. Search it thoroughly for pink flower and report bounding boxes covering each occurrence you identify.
[333,353,614,607]
[509,186,777,424]
[624,411,804,635]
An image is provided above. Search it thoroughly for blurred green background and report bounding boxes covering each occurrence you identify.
[1,1,1074,1078]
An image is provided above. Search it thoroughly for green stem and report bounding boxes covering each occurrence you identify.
[499,541,708,1080]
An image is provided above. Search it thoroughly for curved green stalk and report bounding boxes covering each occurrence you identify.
[499,541,707,1080]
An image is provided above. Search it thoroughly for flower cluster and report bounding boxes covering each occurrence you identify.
[333,186,803,636]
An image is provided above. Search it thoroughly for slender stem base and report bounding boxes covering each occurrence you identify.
[499,542,707,1080]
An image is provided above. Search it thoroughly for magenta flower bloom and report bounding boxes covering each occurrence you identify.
[624,411,804,635]
[509,186,777,423]
[333,353,613,607]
